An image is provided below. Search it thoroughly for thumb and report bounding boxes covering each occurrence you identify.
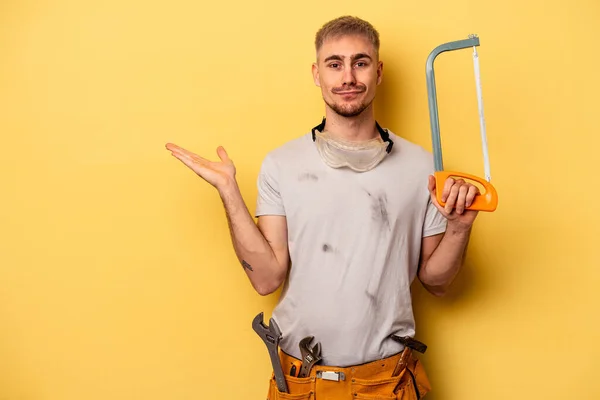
[216,146,230,163]
[428,175,444,211]
[428,175,436,196]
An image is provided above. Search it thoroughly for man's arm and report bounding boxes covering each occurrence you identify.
[418,175,478,296]
[220,181,289,295]
[166,143,289,296]
[418,224,471,296]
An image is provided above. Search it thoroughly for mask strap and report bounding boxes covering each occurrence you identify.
[311,117,327,141]
[376,121,394,153]
[311,117,394,154]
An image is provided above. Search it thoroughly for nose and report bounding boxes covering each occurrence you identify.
[342,65,356,86]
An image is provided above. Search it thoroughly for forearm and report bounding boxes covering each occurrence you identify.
[218,180,285,295]
[419,223,472,295]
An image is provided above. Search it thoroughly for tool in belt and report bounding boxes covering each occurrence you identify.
[298,336,322,378]
[390,335,428,399]
[252,312,288,393]
[390,335,427,354]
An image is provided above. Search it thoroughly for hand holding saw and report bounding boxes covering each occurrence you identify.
[426,34,498,212]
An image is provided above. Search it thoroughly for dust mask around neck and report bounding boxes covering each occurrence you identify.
[311,118,394,172]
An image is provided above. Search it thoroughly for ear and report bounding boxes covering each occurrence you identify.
[312,63,321,87]
[376,61,384,85]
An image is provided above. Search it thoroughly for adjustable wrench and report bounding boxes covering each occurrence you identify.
[298,336,322,378]
[252,312,288,393]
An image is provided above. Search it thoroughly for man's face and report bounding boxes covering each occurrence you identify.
[312,34,383,118]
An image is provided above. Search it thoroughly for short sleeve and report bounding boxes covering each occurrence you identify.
[423,196,447,237]
[255,154,286,217]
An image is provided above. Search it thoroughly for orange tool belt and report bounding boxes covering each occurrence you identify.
[266,345,431,400]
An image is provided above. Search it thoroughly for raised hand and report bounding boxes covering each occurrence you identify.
[166,143,236,190]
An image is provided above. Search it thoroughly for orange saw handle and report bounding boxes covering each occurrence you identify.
[434,170,498,212]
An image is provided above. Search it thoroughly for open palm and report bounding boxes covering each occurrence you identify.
[166,143,236,189]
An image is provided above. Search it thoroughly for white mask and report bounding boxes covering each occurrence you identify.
[311,119,394,172]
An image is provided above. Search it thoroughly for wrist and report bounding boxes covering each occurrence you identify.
[218,177,239,198]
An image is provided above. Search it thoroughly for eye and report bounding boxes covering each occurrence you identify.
[329,63,340,69]
[355,61,368,68]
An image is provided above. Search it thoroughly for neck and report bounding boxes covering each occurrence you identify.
[323,103,378,142]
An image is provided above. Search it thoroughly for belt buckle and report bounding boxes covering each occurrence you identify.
[316,371,346,381]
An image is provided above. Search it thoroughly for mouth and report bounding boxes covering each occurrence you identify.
[335,91,363,98]
[332,85,366,96]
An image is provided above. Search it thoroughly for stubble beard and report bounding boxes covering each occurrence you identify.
[324,96,373,118]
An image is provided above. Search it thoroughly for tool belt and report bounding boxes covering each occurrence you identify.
[266,340,431,400]
[252,312,430,399]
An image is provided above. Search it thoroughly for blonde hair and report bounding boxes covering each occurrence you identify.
[315,16,380,56]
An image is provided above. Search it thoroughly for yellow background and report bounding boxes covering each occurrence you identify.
[1,0,598,399]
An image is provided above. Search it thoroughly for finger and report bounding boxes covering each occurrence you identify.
[165,143,186,153]
[444,182,461,214]
[190,153,211,166]
[216,146,230,163]
[176,150,213,169]
[167,144,189,157]
[170,150,202,169]
[173,154,217,181]
[442,177,455,202]
[167,144,210,163]
[465,184,479,208]
[427,175,444,211]
[428,175,436,195]
[170,151,194,169]
[170,150,197,166]
[455,184,469,214]
[422,174,446,212]
[172,147,203,161]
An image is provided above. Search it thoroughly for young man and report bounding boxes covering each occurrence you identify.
[166,16,479,400]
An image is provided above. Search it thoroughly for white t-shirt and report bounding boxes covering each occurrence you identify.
[254,129,447,367]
